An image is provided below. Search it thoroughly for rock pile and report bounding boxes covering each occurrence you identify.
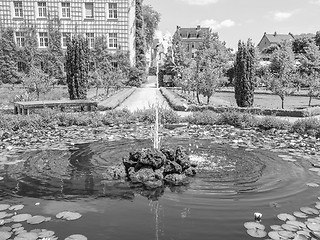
[122,146,196,189]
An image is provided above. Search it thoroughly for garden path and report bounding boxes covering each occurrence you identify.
[117,76,170,111]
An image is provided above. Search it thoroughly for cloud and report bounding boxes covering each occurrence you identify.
[310,0,320,5]
[197,19,235,30]
[273,11,293,21]
[178,0,219,5]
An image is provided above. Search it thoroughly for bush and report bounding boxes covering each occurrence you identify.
[292,118,320,136]
[183,111,218,125]
[133,107,180,124]
[216,111,256,129]
[148,66,157,76]
[126,67,144,87]
[160,87,188,111]
[256,116,291,130]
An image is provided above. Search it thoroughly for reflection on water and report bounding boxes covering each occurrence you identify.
[0,138,318,239]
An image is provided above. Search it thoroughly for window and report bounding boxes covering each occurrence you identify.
[108,3,117,19]
[15,32,25,47]
[191,42,195,48]
[111,61,118,69]
[13,1,23,17]
[84,3,94,19]
[62,33,70,48]
[17,61,27,72]
[191,53,195,58]
[39,32,48,47]
[109,33,118,49]
[86,33,94,48]
[61,2,71,18]
[37,2,47,18]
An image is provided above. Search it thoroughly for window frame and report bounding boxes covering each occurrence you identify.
[37,2,47,18]
[38,32,49,48]
[84,2,94,19]
[13,1,23,18]
[86,32,95,49]
[108,33,118,49]
[62,32,71,48]
[15,32,25,47]
[61,2,71,18]
[108,3,118,19]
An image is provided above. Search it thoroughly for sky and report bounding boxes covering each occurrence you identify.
[143,0,320,51]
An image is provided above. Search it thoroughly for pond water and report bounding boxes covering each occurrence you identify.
[0,138,319,239]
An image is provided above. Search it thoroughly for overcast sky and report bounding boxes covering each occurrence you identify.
[143,0,320,51]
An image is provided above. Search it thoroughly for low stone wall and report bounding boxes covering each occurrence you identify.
[98,87,136,110]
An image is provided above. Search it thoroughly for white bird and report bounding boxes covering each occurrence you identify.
[254,212,262,222]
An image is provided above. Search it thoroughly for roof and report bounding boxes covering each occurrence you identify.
[264,33,294,44]
[175,26,210,39]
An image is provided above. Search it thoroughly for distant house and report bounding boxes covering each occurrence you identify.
[174,25,209,58]
[257,32,295,52]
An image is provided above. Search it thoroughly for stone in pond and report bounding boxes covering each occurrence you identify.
[0,205,10,211]
[8,205,24,211]
[12,214,32,222]
[64,234,87,240]
[277,213,296,221]
[56,211,82,221]
[164,174,189,186]
[0,231,11,240]
[247,229,267,238]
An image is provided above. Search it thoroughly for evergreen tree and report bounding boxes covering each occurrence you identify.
[135,0,147,79]
[0,28,18,84]
[234,39,256,107]
[65,35,90,100]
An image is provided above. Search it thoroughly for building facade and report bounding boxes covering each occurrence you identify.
[257,32,294,52]
[175,25,209,59]
[0,0,136,65]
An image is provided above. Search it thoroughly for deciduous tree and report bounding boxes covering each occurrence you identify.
[142,4,161,48]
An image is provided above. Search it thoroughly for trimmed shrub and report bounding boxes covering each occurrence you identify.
[183,111,218,125]
[292,118,320,136]
[216,111,256,129]
[160,87,188,111]
[256,116,291,130]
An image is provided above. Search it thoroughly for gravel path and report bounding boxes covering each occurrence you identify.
[117,76,170,111]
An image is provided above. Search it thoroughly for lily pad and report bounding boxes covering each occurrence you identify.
[244,222,265,230]
[0,205,10,211]
[277,213,296,221]
[9,205,24,211]
[64,234,87,240]
[12,214,32,222]
[286,220,306,229]
[307,222,320,231]
[0,177,3,181]
[293,234,309,240]
[300,207,319,215]
[11,223,22,229]
[0,231,12,240]
[293,211,308,218]
[0,213,7,219]
[0,227,11,232]
[282,223,299,231]
[278,230,295,238]
[247,229,267,238]
[307,183,319,187]
[26,215,46,225]
[38,230,55,238]
[14,232,38,240]
[56,211,81,221]
[270,225,283,231]
[268,231,282,240]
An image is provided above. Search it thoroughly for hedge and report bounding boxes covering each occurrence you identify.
[98,87,136,110]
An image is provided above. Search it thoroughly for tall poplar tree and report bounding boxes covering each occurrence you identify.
[234,39,256,107]
[65,35,90,100]
[135,0,147,75]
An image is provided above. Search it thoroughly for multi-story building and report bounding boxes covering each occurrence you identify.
[257,32,294,52]
[174,25,209,59]
[0,0,136,65]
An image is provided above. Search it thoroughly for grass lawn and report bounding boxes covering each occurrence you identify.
[174,90,320,109]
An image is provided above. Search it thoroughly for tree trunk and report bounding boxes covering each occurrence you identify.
[196,90,200,104]
[281,96,284,109]
[207,95,210,105]
[309,95,312,107]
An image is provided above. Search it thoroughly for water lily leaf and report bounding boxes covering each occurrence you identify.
[0,177,3,181]
[244,222,265,230]
[293,234,309,240]
[296,230,310,238]
[278,230,295,238]
[0,212,7,219]
[56,211,82,221]
[282,223,299,231]
[293,211,308,218]
[268,231,282,240]
[300,207,319,215]
[0,205,10,211]
[64,234,87,240]
[286,220,306,229]
[307,223,320,231]
[11,223,22,229]
[9,205,24,211]
[14,232,38,240]
[12,214,32,222]
[38,230,55,238]
[0,231,12,240]
[270,225,283,231]
[247,229,267,238]
[277,213,296,221]
[26,215,46,225]
[0,227,11,232]
[309,168,320,172]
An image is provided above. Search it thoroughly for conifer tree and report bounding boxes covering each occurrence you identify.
[234,39,256,107]
[135,0,147,75]
[65,35,90,100]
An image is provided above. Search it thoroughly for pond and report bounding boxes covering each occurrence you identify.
[0,138,319,239]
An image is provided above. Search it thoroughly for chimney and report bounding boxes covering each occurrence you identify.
[274,32,277,36]
[177,26,181,30]
[196,25,201,30]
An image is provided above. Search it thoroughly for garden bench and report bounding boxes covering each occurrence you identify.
[13,100,98,115]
